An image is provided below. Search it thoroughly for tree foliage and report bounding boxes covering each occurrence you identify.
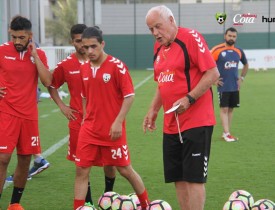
[45,0,77,45]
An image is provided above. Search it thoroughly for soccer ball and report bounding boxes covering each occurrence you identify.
[223,199,249,210]
[146,200,172,210]
[128,193,141,210]
[251,199,275,210]
[111,195,137,210]
[229,190,254,208]
[97,191,120,210]
[217,16,225,24]
[76,205,97,210]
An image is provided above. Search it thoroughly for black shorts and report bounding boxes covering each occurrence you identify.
[218,91,240,108]
[163,126,213,183]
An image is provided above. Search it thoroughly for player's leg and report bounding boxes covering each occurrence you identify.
[103,144,149,209]
[116,165,149,209]
[69,128,94,205]
[0,112,20,201]
[28,153,50,177]
[0,153,12,197]
[163,127,212,210]
[220,107,230,134]
[11,154,32,204]
[103,165,116,192]
[74,166,91,209]
[175,181,205,210]
[9,117,41,209]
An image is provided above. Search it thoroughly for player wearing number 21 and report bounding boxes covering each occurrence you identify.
[73,27,149,210]
[0,15,52,210]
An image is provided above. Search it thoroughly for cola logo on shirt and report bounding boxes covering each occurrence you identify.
[103,73,111,83]
[157,69,175,85]
[224,61,238,69]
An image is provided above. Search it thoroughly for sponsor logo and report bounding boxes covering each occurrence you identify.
[215,12,227,25]
[262,16,275,23]
[83,77,89,81]
[4,56,16,60]
[157,69,175,85]
[224,61,238,69]
[233,13,257,26]
[103,73,111,83]
[192,153,201,157]
[0,146,8,149]
[69,71,80,74]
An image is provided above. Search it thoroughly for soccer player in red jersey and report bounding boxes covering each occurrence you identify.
[48,24,116,206]
[73,27,149,210]
[143,5,220,210]
[0,16,52,210]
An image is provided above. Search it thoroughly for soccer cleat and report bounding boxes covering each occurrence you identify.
[7,203,24,210]
[222,133,238,142]
[28,159,50,177]
[5,175,32,183]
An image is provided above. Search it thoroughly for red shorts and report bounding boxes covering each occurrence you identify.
[0,112,41,155]
[67,128,80,162]
[75,142,131,168]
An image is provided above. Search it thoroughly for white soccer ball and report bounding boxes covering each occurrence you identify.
[97,191,120,210]
[111,195,137,210]
[228,190,254,209]
[223,199,249,210]
[76,205,97,210]
[146,200,172,210]
[128,193,141,210]
[218,16,225,24]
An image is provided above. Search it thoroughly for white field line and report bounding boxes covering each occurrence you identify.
[4,73,153,189]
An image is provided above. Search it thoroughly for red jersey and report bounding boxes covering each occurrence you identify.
[51,53,83,130]
[153,27,217,134]
[80,55,134,146]
[0,41,48,120]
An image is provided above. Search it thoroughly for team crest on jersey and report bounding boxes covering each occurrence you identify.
[221,52,226,57]
[103,73,111,83]
[30,56,35,63]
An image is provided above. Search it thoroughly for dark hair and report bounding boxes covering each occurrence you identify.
[70,24,87,39]
[82,26,103,43]
[225,27,238,34]
[10,15,32,31]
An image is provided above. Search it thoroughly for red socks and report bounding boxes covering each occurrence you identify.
[137,189,150,209]
[74,199,85,210]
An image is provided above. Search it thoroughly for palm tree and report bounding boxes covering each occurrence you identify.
[46,0,77,45]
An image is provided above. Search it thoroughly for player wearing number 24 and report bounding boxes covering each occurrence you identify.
[73,26,149,210]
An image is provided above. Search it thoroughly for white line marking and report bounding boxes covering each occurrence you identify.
[4,73,153,189]
[134,74,154,90]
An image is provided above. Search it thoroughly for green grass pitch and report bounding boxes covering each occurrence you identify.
[1,69,275,210]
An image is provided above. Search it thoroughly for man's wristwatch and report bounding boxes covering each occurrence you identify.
[186,94,196,105]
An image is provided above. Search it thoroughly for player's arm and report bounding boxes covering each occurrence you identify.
[174,67,220,114]
[143,87,162,133]
[48,87,78,120]
[28,40,52,87]
[110,94,135,140]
